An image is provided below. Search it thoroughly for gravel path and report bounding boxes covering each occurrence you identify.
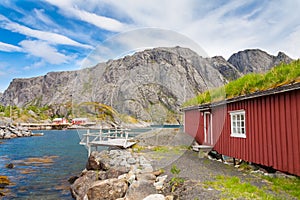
[135,128,296,199]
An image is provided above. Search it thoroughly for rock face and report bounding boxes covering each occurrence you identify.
[0,47,293,123]
[227,49,293,74]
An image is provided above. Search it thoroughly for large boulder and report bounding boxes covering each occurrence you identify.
[70,170,98,200]
[86,151,112,171]
[87,178,128,200]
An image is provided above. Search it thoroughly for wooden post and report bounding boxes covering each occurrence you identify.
[87,129,91,156]
[124,131,128,147]
[99,128,102,141]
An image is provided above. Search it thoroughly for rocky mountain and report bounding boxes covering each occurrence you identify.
[0,47,293,123]
[228,49,293,74]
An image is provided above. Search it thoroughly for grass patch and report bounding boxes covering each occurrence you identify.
[153,146,171,153]
[183,59,300,107]
[262,175,300,199]
[132,144,145,153]
[152,145,188,154]
[205,175,277,199]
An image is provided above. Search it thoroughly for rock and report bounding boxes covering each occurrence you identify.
[68,176,79,184]
[127,157,136,165]
[106,167,129,179]
[97,171,107,180]
[143,194,165,200]
[136,173,156,182]
[127,172,136,185]
[153,169,164,176]
[16,131,23,137]
[0,125,33,139]
[87,178,128,200]
[154,175,168,190]
[140,164,154,174]
[93,151,112,170]
[125,180,157,200]
[165,195,174,200]
[0,132,4,139]
[120,159,128,167]
[4,132,16,139]
[228,49,292,74]
[86,155,101,171]
[5,163,14,169]
[70,170,98,199]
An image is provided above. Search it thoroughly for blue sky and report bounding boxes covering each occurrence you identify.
[0,0,300,92]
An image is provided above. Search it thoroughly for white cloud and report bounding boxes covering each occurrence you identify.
[0,14,92,49]
[0,41,23,52]
[33,9,56,26]
[23,60,46,70]
[19,40,71,64]
[3,0,300,62]
[61,0,300,59]
[44,0,127,32]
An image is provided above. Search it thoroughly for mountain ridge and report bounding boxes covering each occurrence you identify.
[0,47,293,123]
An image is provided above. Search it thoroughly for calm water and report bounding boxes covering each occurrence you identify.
[0,130,88,199]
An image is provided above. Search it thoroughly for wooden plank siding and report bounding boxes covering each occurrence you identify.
[184,109,203,143]
[184,87,300,176]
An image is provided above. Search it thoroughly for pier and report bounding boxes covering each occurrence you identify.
[79,128,137,156]
[19,123,71,130]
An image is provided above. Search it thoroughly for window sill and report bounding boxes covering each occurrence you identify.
[230,134,246,138]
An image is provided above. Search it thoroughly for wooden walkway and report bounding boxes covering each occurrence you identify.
[79,129,137,156]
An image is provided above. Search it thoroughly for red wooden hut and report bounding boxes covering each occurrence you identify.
[183,82,300,176]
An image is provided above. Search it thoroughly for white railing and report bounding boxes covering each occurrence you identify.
[79,128,132,156]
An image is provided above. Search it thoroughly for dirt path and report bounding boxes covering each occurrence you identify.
[135,128,298,199]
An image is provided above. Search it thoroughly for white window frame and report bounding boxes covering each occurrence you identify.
[229,110,246,138]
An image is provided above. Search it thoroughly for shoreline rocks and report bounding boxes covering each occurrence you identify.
[70,149,169,200]
[0,125,34,139]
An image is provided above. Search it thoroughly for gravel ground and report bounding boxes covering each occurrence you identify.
[135,128,297,200]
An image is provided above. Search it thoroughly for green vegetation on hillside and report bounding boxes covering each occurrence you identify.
[183,60,300,107]
[0,101,142,125]
[0,105,51,122]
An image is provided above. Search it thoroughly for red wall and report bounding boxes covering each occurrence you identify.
[185,89,300,176]
[184,109,203,143]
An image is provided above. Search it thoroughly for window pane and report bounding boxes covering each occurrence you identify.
[237,115,240,120]
[241,128,245,134]
[241,114,244,120]
[233,128,236,133]
[232,115,236,121]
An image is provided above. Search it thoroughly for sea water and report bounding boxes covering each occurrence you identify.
[0,126,181,199]
[0,130,88,199]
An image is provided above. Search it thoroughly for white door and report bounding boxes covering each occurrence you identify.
[204,112,213,145]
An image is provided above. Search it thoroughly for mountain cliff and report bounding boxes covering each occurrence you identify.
[0,47,293,123]
[228,49,293,74]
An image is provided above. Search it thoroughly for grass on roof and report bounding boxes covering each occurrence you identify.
[182,59,300,107]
